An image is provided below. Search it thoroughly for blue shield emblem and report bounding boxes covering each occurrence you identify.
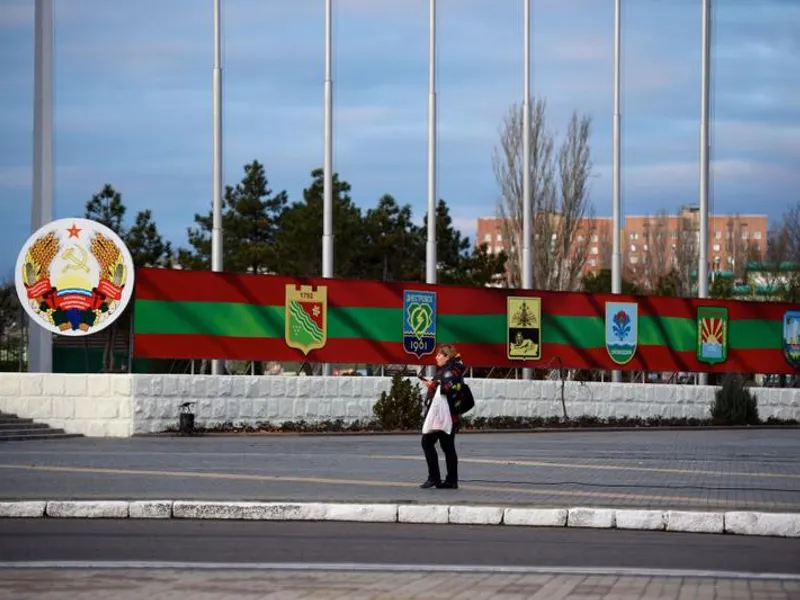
[783,310,800,368]
[403,290,437,359]
[605,301,638,365]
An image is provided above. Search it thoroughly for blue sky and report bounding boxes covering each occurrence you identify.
[1,0,799,280]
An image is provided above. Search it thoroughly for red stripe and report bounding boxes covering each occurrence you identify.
[136,268,796,320]
[134,335,795,374]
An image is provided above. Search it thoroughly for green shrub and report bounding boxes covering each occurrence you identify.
[372,373,425,431]
[711,373,760,425]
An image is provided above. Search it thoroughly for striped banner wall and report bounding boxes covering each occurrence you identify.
[132,268,799,374]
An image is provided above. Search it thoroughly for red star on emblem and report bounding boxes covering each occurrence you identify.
[66,223,81,238]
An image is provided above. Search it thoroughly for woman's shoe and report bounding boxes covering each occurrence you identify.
[419,479,441,489]
[436,481,458,489]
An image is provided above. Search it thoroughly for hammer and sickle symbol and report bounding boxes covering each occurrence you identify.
[61,245,90,273]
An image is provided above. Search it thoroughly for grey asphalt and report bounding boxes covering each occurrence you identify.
[1,521,799,599]
[1,429,799,511]
[2,520,800,575]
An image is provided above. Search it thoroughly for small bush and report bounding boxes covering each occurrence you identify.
[372,373,425,431]
[711,373,760,425]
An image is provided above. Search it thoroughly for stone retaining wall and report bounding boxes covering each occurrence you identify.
[0,373,797,437]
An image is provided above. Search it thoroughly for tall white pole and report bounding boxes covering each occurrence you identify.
[323,0,334,279]
[611,0,622,384]
[210,0,224,376]
[29,0,53,373]
[321,0,334,377]
[425,0,437,285]
[322,0,333,376]
[521,0,533,381]
[698,0,711,386]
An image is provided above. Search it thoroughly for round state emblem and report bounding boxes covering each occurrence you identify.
[14,218,135,336]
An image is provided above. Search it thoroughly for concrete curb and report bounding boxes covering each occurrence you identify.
[1,501,799,538]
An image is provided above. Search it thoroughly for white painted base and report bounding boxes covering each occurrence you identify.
[0,373,798,437]
[0,500,798,538]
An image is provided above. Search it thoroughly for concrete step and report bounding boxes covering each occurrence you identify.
[0,432,83,442]
[0,421,49,431]
[0,411,83,441]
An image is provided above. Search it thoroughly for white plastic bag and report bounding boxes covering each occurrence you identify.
[422,387,453,435]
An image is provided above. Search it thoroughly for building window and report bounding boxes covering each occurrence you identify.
[715,231,722,239]
[484,233,491,242]
[670,232,678,239]
[591,234,599,242]
[630,244,636,252]
[713,244,720,252]
[643,244,649,252]
[590,246,599,255]
[496,234,503,242]
[630,256,639,264]
[753,231,761,240]
[588,259,597,267]
[741,231,749,239]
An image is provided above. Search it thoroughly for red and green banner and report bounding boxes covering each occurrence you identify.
[133,268,800,374]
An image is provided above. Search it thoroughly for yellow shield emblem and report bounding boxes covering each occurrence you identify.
[285,284,328,355]
[507,296,542,360]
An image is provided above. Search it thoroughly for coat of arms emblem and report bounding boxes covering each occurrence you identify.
[783,310,800,368]
[285,284,328,355]
[402,290,437,359]
[14,218,135,336]
[507,296,541,360]
[697,306,728,365]
[605,301,638,365]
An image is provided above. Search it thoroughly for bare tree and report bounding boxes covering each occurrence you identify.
[725,215,758,280]
[672,208,699,297]
[639,211,670,293]
[554,112,594,291]
[758,204,800,301]
[595,223,613,271]
[494,99,556,288]
[493,99,594,291]
[782,202,800,262]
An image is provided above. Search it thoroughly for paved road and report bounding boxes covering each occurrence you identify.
[2,520,799,574]
[2,430,799,511]
[1,521,799,599]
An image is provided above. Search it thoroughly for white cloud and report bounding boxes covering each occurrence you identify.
[0,166,30,190]
[0,1,32,29]
[714,120,800,160]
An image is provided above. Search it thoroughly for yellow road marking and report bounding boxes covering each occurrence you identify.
[369,455,800,480]
[0,463,797,511]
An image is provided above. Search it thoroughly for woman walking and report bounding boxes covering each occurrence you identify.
[419,344,466,489]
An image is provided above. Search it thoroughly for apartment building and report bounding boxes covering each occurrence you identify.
[476,206,768,284]
[476,215,614,277]
[623,207,768,276]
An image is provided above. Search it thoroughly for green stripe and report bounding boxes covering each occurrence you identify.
[134,300,400,340]
[134,300,284,337]
[729,319,781,349]
[134,299,782,350]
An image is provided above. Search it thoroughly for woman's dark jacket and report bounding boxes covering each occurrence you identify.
[426,354,467,420]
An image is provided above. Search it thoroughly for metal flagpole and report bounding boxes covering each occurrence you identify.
[611,0,622,384]
[29,0,54,373]
[321,0,334,377]
[521,0,533,381]
[425,0,437,285]
[211,0,224,375]
[323,0,334,280]
[698,0,711,386]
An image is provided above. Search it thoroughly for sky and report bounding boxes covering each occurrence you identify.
[1,0,799,280]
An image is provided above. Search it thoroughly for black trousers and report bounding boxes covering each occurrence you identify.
[421,424,458,483]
